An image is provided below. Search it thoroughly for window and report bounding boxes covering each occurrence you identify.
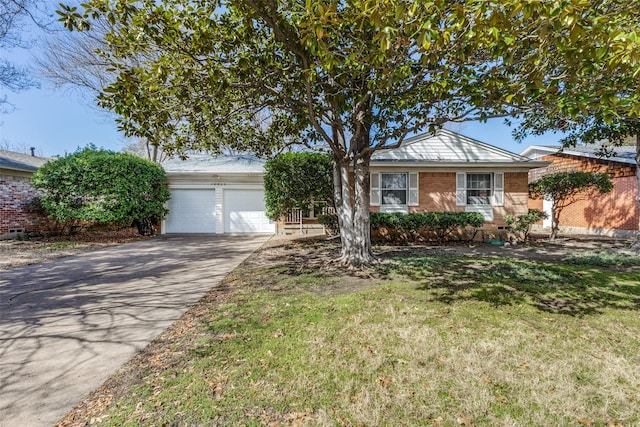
[381,173,407,205]
[371,172,419,207]
[456,172,504,221]
[466,173,492,205]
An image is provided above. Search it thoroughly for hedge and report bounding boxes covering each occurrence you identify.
[319,211,485,243]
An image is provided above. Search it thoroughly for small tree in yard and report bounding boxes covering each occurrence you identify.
[529,172,613,240]
[264,152,333,221]
[32,146,170,235]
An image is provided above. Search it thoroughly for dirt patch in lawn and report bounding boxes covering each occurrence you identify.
[54,234,639,426]
[0,228,152,270]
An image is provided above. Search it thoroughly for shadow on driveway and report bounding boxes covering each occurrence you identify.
[0,234,270,427]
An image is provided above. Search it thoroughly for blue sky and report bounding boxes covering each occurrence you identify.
[1,21,565,158]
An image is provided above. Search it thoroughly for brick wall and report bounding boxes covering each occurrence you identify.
[0,173,43,234]
[531,153,636,179]
[494,172,530,223]
[371,171,530,225]
[528,153,639,231]
[409,172,462,213]
[556,175,638,230]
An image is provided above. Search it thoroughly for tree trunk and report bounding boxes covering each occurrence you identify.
[550,202,561,240]
[332,155,376,267]
[632,134,640,251]
[134,218,154,236]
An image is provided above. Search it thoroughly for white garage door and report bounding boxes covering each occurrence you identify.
[165,189,216,233]
[224,189,275,233]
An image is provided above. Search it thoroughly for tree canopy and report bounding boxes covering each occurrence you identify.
[512,35,640,244]
[59,0,640,265]
[529,171,613,239]
[264,152,333,221]
[32,146,170,235]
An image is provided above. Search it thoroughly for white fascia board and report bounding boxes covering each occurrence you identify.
[519,145,561,158]
[370,160,550,170]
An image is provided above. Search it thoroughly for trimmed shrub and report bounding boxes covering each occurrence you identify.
[370,211,485,243]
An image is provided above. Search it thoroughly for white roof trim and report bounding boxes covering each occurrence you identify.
[372,129,547,168]
[519,145,561,159]
[161,154,266,175]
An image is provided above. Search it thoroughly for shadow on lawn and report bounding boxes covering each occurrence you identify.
[378,253,640,317]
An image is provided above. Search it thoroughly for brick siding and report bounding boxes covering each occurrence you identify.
[0,173,43,234]
[494,172,530,223]
[372,171,530,225]
[528,153,639,231]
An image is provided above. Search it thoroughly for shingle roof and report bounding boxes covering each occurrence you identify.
[521,144,637,165]
[564,144,637,165]
[372,129,547,167]
[0,150,50,173]
[161,154,266,174]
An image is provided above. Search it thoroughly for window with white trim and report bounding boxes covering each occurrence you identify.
[456,172,504,221]
[381,173,407,205]
[370,172,419,207]
[456,172,504,207]
[466,173,492,205]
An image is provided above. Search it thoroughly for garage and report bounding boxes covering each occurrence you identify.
[164,188,216,233]
[224,189,275,233]
[161,155,275,235]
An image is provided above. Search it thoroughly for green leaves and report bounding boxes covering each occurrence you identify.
[530,172,614,202]
[264,152,333,221]
[529,171,614,239]
[32,147,170,231]
[58,0,640,157]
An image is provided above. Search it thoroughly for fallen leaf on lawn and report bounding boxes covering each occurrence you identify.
[432,416,444,425]
[457,413,474,426]
[376,376,393,388]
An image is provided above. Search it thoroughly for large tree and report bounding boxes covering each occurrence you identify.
[60,0,640,266]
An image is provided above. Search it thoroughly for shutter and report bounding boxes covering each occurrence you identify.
[456,172,466,206]
[493,172,504,206]
[370,172,380,206]
[408,172,419,206]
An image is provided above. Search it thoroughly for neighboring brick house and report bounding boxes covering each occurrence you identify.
[521,144,639,237]
[0,150,50,237]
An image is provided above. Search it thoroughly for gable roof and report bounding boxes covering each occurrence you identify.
[521,144,637,166]
[161,154,266,175]
[0,150,50,173]
[372,129,547,168]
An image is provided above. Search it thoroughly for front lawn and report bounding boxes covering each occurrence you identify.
[61,240,640,426]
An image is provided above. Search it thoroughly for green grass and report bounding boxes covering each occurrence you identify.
[96,248,640,426]
[44,241,80,250]
[566,250,640,267]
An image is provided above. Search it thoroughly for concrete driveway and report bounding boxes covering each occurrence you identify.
[0,234,270,427]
